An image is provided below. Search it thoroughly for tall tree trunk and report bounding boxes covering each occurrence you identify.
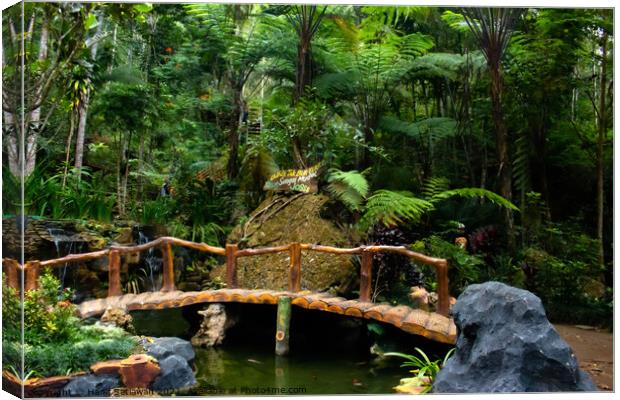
[489,60,514,248]
[22,19,49,177]
[226,90,243,179]
[75,21,103,171]
[595,32,608,268]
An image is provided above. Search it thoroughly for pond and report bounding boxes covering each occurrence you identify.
[129,304,441,395]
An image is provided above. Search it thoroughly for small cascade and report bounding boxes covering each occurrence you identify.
[137,230,162,291]
[47,227,85,295]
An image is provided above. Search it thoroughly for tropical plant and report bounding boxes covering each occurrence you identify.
[359,177,518,231]
[386,347,455,393]
[325,168,369,211]
[2,270,138,378]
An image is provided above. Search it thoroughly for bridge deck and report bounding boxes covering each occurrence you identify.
[77,289,456,344]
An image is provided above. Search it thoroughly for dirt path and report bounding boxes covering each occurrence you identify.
[554,324,613,391]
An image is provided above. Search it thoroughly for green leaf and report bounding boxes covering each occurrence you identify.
[133,3,153,14]
[84,13,97,30]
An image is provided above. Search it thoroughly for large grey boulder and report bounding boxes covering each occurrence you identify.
[433,282,597,393]
[144,336,195,364]
[62,374,119,397]
[151,354,197,392]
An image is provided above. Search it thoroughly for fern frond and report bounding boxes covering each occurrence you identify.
[430,188,519,211]
[421,177,450,199]
[326,169,369,211]
[360,190,434,230]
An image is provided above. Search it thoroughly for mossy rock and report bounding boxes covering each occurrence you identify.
[211,194,357,292]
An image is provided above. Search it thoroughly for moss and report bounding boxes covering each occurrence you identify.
[211,194,357,292]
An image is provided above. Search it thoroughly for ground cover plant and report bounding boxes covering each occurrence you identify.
[2,272,137,378]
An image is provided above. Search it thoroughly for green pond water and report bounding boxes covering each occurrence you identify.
[131,306,422,395]
[191,343,405,395]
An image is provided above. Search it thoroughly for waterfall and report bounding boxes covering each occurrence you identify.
[47,227,84,295]
[138,230,162,291]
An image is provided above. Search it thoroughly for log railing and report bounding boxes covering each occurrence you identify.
[1,236,451,316]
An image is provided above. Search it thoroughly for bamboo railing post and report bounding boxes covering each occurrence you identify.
[359,249,373,302]
[2,259,20,291]
[275,296,292,356]
[108,250,122,297]
[161,241,176,292]
[226,244,238,288]
[24,261,40,292]
[436,260,450,316]
[288,243,302,292]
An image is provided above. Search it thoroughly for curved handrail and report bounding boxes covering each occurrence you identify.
[1,236,451,316]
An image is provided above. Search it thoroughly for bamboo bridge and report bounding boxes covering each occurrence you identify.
[2,237,456,345]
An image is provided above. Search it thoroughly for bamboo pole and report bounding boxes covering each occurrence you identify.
[436,260,450,316]
[288,243,301,292]
[24,261,40,292]
[275,296,292,356]
[359,250,373,302]
[161,241,176,292]
[108,250,122,297]
[226,244,238,288]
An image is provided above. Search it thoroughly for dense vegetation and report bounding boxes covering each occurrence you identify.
[2,4,613,325]
[2,272,137,378]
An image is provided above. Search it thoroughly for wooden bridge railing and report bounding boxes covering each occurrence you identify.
[2,236,451,316]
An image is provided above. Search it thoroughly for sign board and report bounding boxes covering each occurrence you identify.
[263,164,320,193]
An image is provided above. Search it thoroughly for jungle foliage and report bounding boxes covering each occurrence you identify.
[1,5,613,325]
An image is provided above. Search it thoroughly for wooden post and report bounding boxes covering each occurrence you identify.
[275,296,292,356]
[24,261,40,292]
[161,242,176,292]
[436,261,450,316]
[359,250,373,302]
[2,259,20,291]
[288,243,301,292]
[108,250,122,297]
[226,244,238,288]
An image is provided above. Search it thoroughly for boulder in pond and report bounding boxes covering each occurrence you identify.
[191,304,237,347]
[433,281,597,393]
[62,374,119,397]
[151,354,196,392]
[144,337,195,364]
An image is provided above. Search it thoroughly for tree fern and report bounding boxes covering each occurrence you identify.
[326,169,370,211]
[421,176,450,199]
[360,190,434,230]
[359,178,518,230]
[430,188,519,210]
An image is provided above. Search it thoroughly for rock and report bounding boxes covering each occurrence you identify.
[62,374,119,397]
[90,360,123,376]
[433,282,597,393]
[119,354,160,388]
[144,337,195,364]
[191,304,237,347]
[101,307,135,333]
[409,286,430,311]
[150,355,196,392]
[210,194,357,292]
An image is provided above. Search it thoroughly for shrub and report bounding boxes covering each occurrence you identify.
[2,271,137,378]
[411,236,483,295]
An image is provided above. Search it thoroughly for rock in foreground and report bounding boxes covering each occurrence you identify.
[433,281,597,393]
